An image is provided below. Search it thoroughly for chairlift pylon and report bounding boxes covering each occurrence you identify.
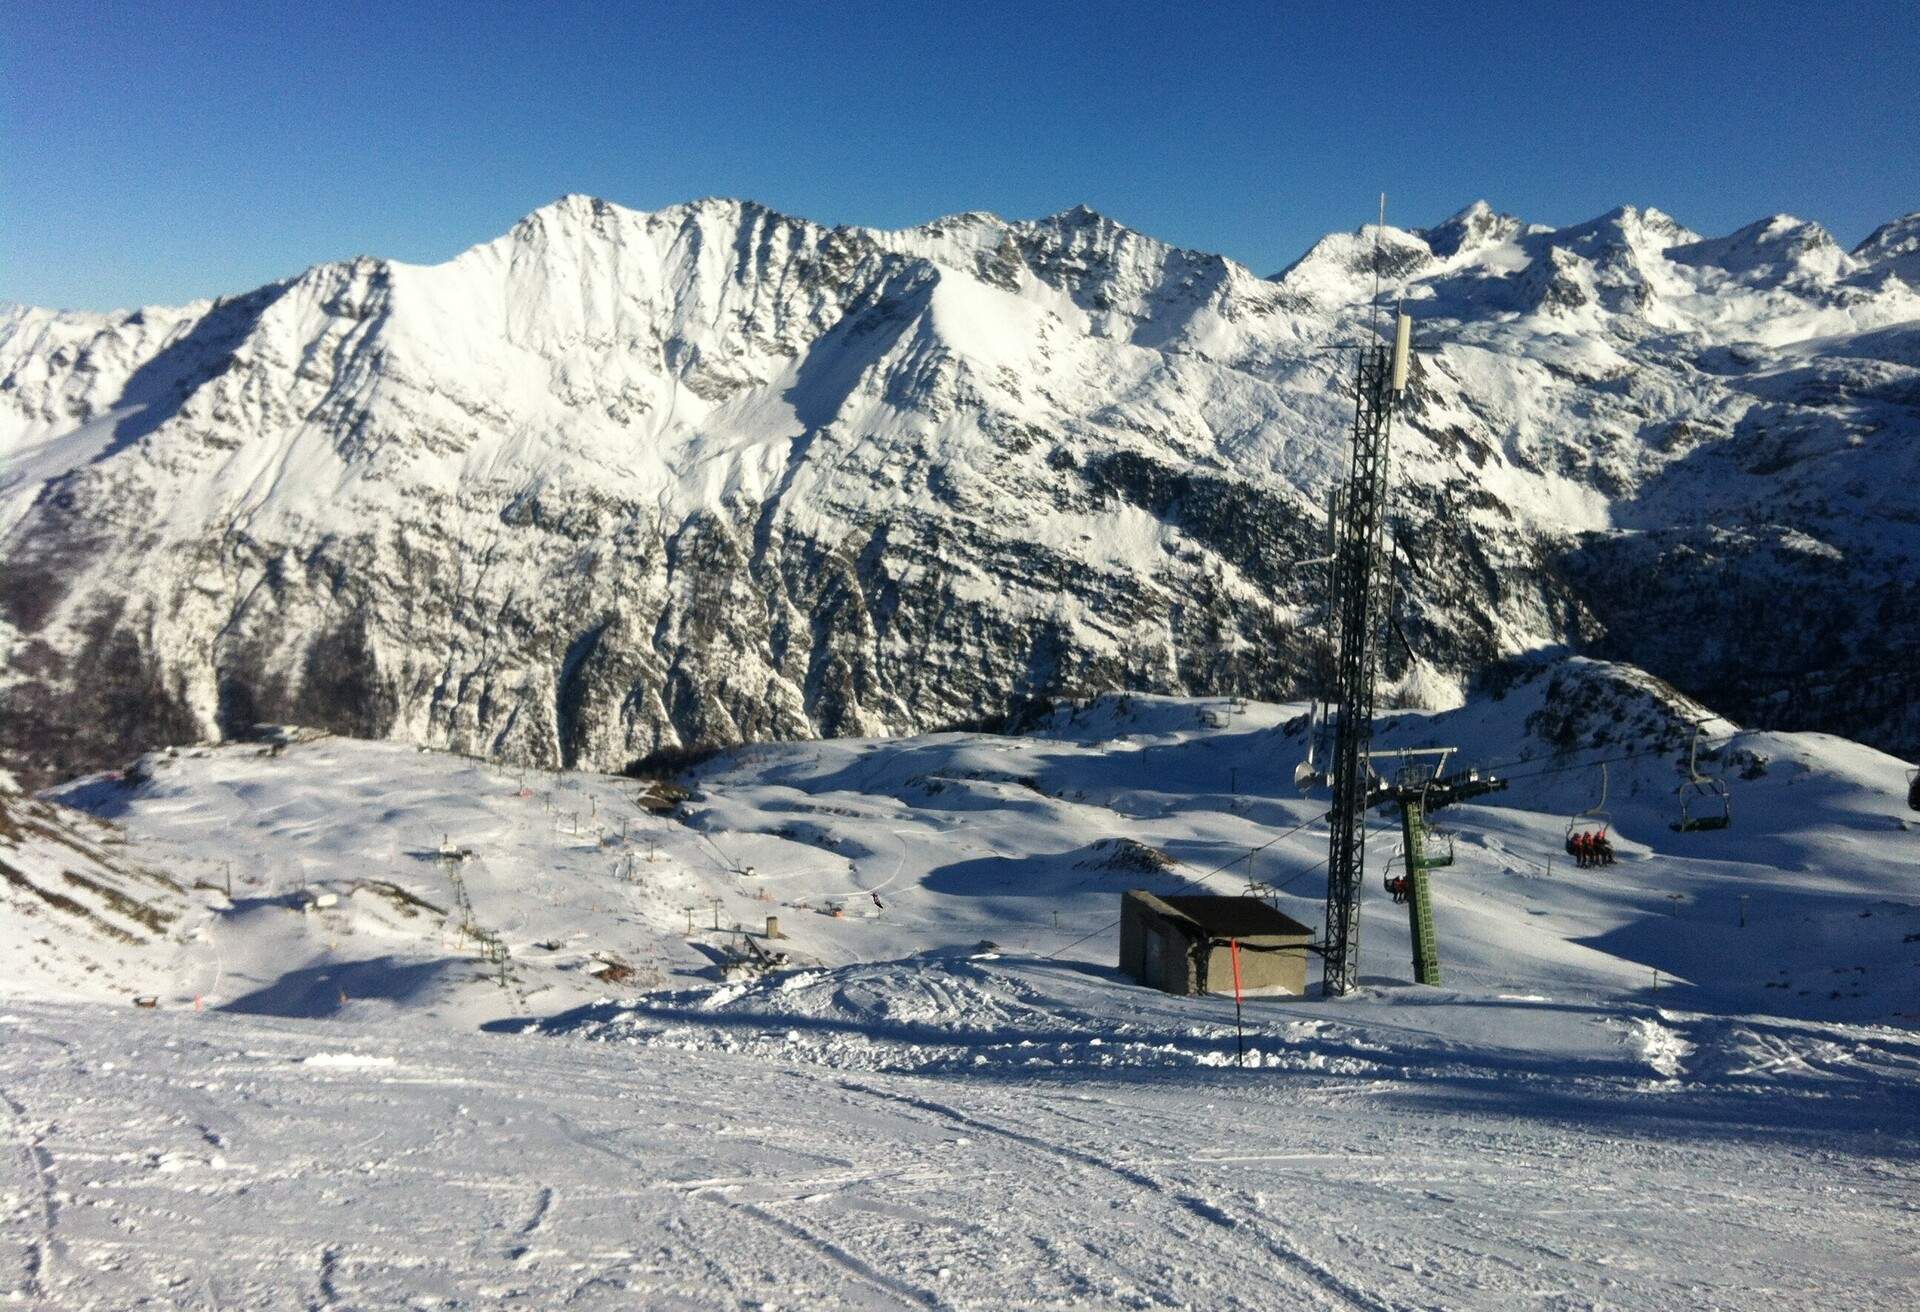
[1672,724,1731,833]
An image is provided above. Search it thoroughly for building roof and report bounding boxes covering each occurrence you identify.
[1133,892,1312,940]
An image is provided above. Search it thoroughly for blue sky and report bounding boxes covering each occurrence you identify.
[5,0,1916,310]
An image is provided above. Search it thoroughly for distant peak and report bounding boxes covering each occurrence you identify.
[1423,200,1523,258]
[1039,203,1127,233]
[1854,210,1920,261]
[1619,204,1689,237]
[1666,213,1846,280]
[510,193,624,238]
[537,192,622,219]
[505,195,813,250]
[1550,204,1698,252]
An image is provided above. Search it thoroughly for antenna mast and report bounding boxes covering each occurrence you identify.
[1320,196,1414,997]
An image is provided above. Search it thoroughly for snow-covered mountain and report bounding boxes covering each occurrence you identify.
[4,195,1918,782]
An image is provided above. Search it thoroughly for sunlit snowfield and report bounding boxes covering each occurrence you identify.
[5,679,1918,1307]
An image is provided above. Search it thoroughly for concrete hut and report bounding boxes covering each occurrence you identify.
[1118,891,1312,996]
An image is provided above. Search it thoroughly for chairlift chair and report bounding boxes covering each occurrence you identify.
[1293,700,1328,792]
[1565,763,1613,855]
[1672,726,1732,833]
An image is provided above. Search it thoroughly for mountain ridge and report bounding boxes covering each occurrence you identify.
[3,195,1917,784]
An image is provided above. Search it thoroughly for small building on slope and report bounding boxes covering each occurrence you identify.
[1119,891,1312,996]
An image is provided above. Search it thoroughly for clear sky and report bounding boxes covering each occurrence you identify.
[5,0,1916,311]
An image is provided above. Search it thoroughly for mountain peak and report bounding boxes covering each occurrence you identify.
[1853,211,1920,275]
[508,195,804,245]
[1423,200,1525,259]
[1666,213,1848,283]
[1048,203,1112,227]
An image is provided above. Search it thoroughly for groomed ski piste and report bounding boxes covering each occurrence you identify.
[4,659,1918,1308]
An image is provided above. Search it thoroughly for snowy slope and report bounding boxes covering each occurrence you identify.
[25,666,1917,1026]
[0,767,203,1001]
[4,197,1919,787]
[6,995,1915,1310]
[5,679,1920,1307]
[15,665,1910,1024]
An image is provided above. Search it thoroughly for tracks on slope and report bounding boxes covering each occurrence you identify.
[0,1081,64,1303]
[0,1032,74,1303]
[553,1112,943,1309]
[832,1075,1402,1312]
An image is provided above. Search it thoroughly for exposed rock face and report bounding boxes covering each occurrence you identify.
[2,196,1918,783]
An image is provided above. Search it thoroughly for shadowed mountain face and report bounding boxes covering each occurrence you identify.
[2,195,1917,782]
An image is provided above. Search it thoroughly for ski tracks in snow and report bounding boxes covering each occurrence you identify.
[831,1075,1399,1311]
[0,1029,74,1304]
[0,1080,63,1303]
[552,1109,945,1308]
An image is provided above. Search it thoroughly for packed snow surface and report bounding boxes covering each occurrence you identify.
[5,995,1916,1310]
[4,680,1918,1307]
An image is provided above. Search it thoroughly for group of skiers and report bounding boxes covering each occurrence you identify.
[1385,875,1410,904]
[1566,829,1616,867]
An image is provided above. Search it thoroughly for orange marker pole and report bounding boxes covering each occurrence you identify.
[1230,938,1246,1069]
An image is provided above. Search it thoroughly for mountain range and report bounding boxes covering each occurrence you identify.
[3,194,1917,783]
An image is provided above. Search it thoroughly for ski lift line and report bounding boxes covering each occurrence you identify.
[1045,915,1125,959]
[1043,809,1331,960]
[1466,734,1731,783]
[1269,824,1404,897]
[1495,743,1724,787]
[1423,732,1741,791]
[1144,809,1332,904]
[1166,809,1333,889]
[690,826,738,876]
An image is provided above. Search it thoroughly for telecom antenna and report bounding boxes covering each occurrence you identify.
[1319,196,1414,997]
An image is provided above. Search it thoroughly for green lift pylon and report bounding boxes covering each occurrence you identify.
[1399,794,1445,985]
[1374,751,1508,987]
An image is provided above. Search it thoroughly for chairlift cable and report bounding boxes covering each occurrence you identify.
[1042,809,1331,959]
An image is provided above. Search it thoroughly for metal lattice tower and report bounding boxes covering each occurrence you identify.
[1320,333,1404,996]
